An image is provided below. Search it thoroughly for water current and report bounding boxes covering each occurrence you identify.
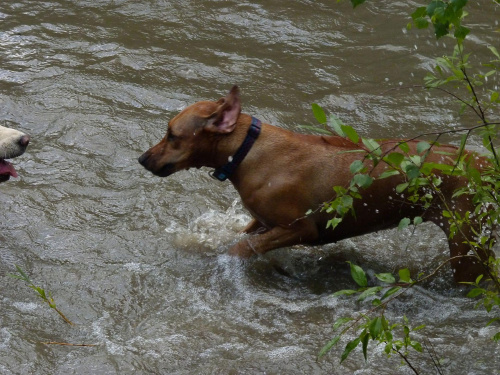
[0,1,499,374]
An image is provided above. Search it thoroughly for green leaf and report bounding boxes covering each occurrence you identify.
[350,160,364,174]
[488,45,500,59]
[398,217,411,230]
[413,216,423,225]
[348,262,368,287]
[382,286,402,300]
[486,317,499,327]
[414,17,429,29]
[491,91,499,103]
[327,217,343,230]
[361,331,369,361]
[353,174,374,189]
[411,6,427,20]
[405,164,421,179]
[375,273,396,284]
[412,324,426,331]
[467,166,481,185]
[378,170,400,179]
[396,182,409,193]
[340,195,354,210]
[362,138,381,156]
[14,265,31,283]
[312,103,327,124]
[454,25,470,41]
[416,141,431,154]
[332,317,354,331]
[341,337,361,363]
[466,288,485,298]
[399,268,412,283]
[329,114,346,137]
[369,317,383,339]
[384,152,405,167]
[332,289,358,297]
[341,125,360,144]
[318,335,341,358]
[358,286,382,301]
[398,142,410,154]
[410,341,423,352]
[350,0,366,8]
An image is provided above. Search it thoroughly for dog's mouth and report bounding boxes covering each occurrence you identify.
[151,163,176,177]
[0,159,18,182]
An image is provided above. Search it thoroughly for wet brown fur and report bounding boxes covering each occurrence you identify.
[139,86,494,283]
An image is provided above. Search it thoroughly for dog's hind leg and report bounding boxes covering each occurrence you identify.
[427,196,496,283]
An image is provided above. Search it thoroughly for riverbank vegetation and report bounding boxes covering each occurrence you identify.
[319,1,500,373]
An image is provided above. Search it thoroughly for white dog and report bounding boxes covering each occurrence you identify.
[0,124,30,183]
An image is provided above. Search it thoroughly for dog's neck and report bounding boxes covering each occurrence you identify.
[211,116,262,181]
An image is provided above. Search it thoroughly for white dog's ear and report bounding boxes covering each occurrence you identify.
[205,86,241,134]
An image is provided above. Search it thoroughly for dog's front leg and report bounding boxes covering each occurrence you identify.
[229,220,318,258]
[241,219,268,234]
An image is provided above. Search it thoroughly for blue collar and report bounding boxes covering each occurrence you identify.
[211,116,262,182]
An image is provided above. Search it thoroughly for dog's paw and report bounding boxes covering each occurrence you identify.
[228,242,256,258]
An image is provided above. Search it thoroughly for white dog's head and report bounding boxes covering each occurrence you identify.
[0,125,30,183]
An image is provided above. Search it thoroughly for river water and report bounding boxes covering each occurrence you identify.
[1,1,499,374]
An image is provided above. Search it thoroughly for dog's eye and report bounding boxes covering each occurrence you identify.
[167,131,178,142]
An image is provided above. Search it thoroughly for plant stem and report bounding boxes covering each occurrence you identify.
[51,305,74,326]
[394,347,420,375]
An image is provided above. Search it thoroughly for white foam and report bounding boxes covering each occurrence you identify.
[12,302,38,312]
[0,328,12,349]
[165,199,251,251]
[123,262,154,273]
[267,345,306,359]
[92,312,125,356]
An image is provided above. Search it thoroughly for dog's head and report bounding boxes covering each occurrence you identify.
[0,125,30,183]
[139,86,241,177]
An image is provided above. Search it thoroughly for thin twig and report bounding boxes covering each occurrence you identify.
[424,339,445,375]
[460,65,499,166]
[51,306,74,326]
[394,347,420,375]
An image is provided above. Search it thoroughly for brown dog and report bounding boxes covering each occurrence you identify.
[139,86,494,283]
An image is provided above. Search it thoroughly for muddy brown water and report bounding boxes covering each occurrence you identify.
[1,1,499,374]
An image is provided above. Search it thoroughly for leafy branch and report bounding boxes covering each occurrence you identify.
[10,265,74,326]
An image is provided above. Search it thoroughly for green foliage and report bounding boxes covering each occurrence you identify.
[315,1,500,370]
[408,0,470,42]
[10,265,73,325]
[320,264,425,365]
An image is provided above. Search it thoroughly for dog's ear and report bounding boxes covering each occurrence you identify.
[205,86,241,134]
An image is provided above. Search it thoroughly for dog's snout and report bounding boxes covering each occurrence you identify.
[138,152,149,166]
[19,135,30,148]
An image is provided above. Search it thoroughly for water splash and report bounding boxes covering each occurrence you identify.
[165,199,251,251]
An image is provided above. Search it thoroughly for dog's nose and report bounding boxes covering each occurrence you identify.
[19,135,30,148]
[138,152,148,166]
